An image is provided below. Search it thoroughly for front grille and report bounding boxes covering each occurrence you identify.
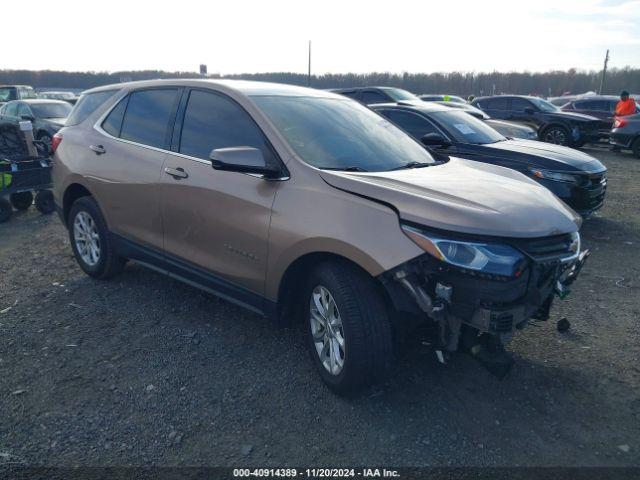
[512,233,576,262]
[571,171,607,212]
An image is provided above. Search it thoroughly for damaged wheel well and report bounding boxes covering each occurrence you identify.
[276,252,393,327]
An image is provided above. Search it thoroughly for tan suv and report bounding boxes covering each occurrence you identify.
[52,79,589,393]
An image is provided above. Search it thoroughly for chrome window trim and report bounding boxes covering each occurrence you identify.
[93,97,289,180]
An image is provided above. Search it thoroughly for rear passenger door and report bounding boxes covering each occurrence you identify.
[160,88,281,301]
[92,87,182,251]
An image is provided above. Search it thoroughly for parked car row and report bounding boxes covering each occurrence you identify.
[52,79,593,393]
[0,84,79,107]
[371,101,607,216]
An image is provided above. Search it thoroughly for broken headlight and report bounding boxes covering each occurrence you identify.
[401,225,526,277]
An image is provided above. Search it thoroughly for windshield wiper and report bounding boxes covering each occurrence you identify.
[390,161,432,171]
[320,166,369,172]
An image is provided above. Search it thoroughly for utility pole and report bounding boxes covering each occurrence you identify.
[307,41,312,87]
[599,49,609,94]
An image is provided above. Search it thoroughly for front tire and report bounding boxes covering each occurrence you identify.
[304,261,393,394]
[68,196,125,279]
[10,191,33,211]
[542,125,570,146]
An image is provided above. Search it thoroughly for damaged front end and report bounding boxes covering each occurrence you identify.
[381,224,589,378]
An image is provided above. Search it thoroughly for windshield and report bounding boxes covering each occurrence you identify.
[431,110,506,144]
[384,88,420,102]
[252,96,436,171]
[529,97,558,112]
[31,102,72,119]
[0,88,16,102]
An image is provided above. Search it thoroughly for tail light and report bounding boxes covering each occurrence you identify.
[613,118,628,129]
[51,133,63,153]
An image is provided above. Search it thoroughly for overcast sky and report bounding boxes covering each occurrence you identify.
[4,0,639,74]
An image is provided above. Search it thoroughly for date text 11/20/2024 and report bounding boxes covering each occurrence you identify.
[233,468,400,478]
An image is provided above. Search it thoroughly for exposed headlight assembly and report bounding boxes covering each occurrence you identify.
[401,225,526,278]
[530,168,579,184]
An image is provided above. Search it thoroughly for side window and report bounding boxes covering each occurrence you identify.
[591,100,608,111]
[101,96,128,137]
[511,98,532,112]
[120,89,180,149]
[487,97,508,110]
[359,90,390,105]
[67,90,118,126]
[179,89,276,164]
[384,110,439,138]
[21,87,37,99]
[17,103,32,117]
[337,91,359,100]
[4,102,18,116]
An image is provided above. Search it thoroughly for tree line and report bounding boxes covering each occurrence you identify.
[1,68,639,97]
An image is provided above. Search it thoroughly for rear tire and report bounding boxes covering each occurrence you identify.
[542,125,570,146]
[304,261,393,394]
[34,190,55,214]
[0,197,12,223]
[10,191,33,210]
[632,137,640,158]
[68,196,125,279]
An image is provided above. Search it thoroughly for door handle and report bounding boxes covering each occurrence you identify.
[164,167,189,179]
[89,144,106,155]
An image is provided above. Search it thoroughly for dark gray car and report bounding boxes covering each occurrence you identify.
[0,99,72,145]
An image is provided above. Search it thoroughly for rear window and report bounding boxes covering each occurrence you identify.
[66,90,118,126]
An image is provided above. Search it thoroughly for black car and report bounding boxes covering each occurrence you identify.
[0,99,71,145]
[610,113,640,158]
[330,86,419,105]
[471,95,600,147]
[372,102,607,216]
[561,95,630,138]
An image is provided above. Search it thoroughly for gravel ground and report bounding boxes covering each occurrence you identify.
[0,147,639,468]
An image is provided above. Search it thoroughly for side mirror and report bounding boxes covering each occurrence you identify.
[420,133,451,148]
[210,147,281,178]
[524,107,535,115]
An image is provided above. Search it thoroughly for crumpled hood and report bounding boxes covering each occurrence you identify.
[481,139,606,172]
[320,158,581,238]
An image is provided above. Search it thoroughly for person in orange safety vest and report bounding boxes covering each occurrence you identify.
[615,91,637,117]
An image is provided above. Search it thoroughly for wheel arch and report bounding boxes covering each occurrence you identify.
[539,122,569,135]
[275,250,393,327]
[62,183,93,225]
